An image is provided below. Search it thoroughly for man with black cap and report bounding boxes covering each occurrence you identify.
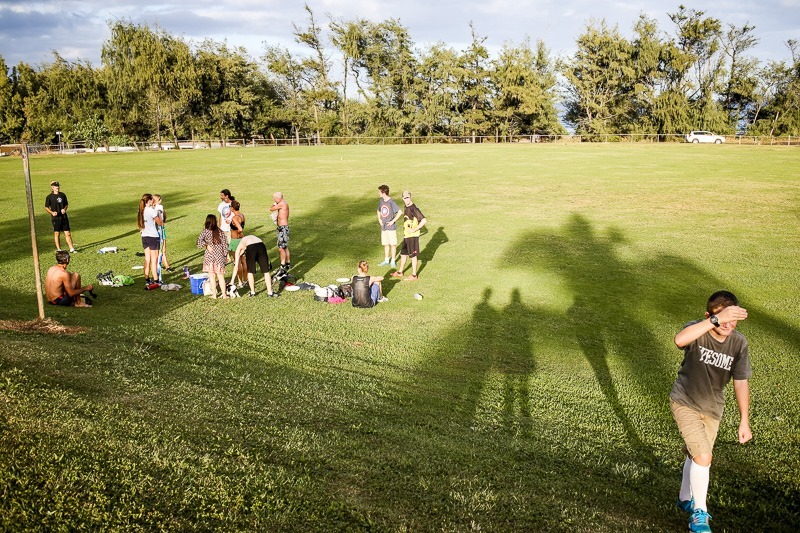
[44,181,77,252]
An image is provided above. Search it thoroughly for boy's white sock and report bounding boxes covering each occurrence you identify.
[689,460,710,511]
[679,456,693,501]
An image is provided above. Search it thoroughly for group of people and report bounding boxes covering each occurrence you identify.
[40,180,753,533]
[376,185,427,282]
[195,188,289,299]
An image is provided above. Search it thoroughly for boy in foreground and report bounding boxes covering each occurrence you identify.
[670,290,751,532]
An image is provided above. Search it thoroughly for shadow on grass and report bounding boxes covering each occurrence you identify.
[416,226,448,277]
[285,194,394,281]
[0,190,204,267]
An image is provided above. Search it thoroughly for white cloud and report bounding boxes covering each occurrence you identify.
[0,0,796,68]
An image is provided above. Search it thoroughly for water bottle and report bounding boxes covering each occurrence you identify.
[183,266,191,278]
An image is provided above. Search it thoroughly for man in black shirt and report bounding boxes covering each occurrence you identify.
[44,181,77,252]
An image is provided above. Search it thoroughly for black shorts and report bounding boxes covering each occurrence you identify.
[142,236,160,250]
[49,293,72,306]
[245,242,271,274]
[51,215,70,232]
[400,236,420,258]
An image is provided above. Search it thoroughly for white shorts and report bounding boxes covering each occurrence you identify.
[381,230,398,246]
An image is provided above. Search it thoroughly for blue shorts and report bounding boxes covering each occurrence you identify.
[370,283,380,305]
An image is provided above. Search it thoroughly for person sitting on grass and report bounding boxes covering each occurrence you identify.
[229,235,279,298]
[44,250,95,307]
[670,290,751,533]
[352,260,388,308]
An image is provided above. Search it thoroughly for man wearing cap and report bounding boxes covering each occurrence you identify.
[390,190,427,281]
[44,181,77,252]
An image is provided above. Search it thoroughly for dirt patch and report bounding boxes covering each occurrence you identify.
[0,318,87,335]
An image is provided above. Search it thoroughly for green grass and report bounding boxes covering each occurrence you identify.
[0,144,798,531]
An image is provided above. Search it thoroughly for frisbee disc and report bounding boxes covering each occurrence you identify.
[336,277,350,283]
[284,285,300,292]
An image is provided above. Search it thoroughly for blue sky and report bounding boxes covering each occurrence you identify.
[1,0,798,70]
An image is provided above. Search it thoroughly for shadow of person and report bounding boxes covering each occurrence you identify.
[495,288,536,436]
[281,195,379,280]
[447,287,499,422]
[416,226,448,277]
[500,214,671,460]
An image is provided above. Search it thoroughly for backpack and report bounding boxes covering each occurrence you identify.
[338,283,353,298]
[351,276,374,308]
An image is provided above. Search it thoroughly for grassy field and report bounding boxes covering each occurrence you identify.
[0,144,798,531]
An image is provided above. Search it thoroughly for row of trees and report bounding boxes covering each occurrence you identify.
[0,4,798,146]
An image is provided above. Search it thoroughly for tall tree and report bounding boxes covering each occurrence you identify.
[720,23,760,131]
[0,56,25,143]
[492,38,564,138]
[669,5,727,130]
[292,4,340,140]
[415,43,460,137]
[347,19,419,136]
[102,21,198,144]
[193,40,271,142]
[751,40,800,136]
[457,23,493,141]
[329,17,367,136]
[562,20,634,135]
[21,53,104,144]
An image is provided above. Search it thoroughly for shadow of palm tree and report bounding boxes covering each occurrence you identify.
[498,213,673,460]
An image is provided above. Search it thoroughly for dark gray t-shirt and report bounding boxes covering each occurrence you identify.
[378,198,400,230]
[669,320,751,420]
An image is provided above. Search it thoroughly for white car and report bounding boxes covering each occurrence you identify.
[685,131,725,144]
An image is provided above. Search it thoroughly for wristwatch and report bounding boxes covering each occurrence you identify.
[709,315,720,327]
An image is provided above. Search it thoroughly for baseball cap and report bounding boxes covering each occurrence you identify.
[50,181,60,187]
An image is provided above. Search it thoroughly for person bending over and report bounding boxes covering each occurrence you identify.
[230,235,280,298]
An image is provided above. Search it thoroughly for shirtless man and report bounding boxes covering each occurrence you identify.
[44,250,94,307]
[230,235,280,298]
[269,192,291,272]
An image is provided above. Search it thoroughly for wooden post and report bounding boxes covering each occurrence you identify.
[2,144,46,319]
[23,144,45,319]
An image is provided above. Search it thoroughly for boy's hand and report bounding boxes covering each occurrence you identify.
[738,421,752,444]
[716,305,748,324]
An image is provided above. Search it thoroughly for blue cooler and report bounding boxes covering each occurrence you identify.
[190,273,209,295]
